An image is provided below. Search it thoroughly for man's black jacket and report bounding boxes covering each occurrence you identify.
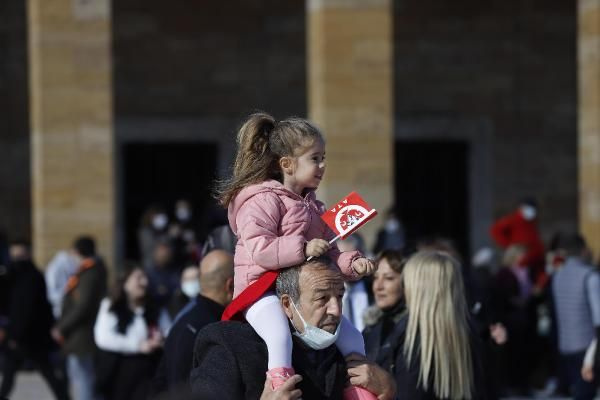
[190,321,346,400]
[152,294,224,394]
[6,260,55,353]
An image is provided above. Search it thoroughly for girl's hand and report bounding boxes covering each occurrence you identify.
[305,239,330,258]
[352,258,377,277]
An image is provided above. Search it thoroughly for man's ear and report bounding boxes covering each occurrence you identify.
[279,157,294,176]
[223,277,234,300]
[225,277,234,294]
[280,294,294,320]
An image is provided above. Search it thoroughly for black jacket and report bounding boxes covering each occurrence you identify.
[364,310,494,400]
[5,260,55,353]
[363,303,406,374]
[152,294,225,394]
[190,321,347,400]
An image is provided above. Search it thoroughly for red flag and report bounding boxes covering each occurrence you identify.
[321,192,378,240]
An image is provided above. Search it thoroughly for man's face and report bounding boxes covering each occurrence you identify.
[285,263,345,334]
[153,244,172,267]
[181,265,199,285]
[9,244,29,262]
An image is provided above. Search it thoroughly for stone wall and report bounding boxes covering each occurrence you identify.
[0,0,579,257]
[393,0,577,243]
[112,0,308,260]
[0,0,30,242]
[578,0,600,258]
[307,0,394,252]
[113,0,307,120]
[28,0,115,267]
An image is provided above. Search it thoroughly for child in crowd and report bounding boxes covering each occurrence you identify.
[217,113,377,398]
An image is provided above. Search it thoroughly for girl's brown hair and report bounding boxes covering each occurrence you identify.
[216,112,324,207]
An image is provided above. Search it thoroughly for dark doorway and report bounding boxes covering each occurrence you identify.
[395,140,470,259]
[122,142,219,260]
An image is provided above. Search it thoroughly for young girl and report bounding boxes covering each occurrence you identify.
[217,112,377,397]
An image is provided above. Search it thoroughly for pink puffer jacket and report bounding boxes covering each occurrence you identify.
[229,180,361,298]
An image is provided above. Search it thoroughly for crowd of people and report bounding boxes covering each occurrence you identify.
[0,205,599,400]
[0,112,599,400]
[0,229,236,400]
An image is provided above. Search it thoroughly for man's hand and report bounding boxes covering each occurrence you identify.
[351,258,377,277]
[140,339,155,354]
[346,354,396,400]
[305,239,330,258]
[260,374,303,400]
[582,365,594,382]
[50,327,64,345]
[140,332,163,354]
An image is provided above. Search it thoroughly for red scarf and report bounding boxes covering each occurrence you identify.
[221,271,278,321]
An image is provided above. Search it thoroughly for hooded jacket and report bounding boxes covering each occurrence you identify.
[489,210,544,270]
[229,180,361,297]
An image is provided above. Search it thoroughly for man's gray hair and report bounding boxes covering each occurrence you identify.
[275,256,333,303]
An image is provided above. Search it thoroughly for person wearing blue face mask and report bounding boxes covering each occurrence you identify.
[190,256,396,400]
[152,250,234,396]
[288,299,340,350]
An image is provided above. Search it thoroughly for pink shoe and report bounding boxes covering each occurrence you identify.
[343,385,378,400]
[266,367,296,390]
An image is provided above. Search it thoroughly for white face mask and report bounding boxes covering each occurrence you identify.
[520,205,537,221]
[290,300,340,350]
[181,280,200,298]
[152,214,168,230]
[385,218,400,233]
[176,207,191,222]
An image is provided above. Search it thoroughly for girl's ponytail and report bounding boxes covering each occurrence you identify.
[236,113,276,174]
[216,113,280,206]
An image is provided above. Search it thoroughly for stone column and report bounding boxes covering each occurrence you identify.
[307,0,394,250]
[579,0,600,258]
[28,0,114,267]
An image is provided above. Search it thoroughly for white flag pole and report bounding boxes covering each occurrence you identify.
[328,234,341,245]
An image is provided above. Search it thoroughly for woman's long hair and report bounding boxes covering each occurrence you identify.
[215,112,324,207]
[109,262,159,334]
[402,250,473,399]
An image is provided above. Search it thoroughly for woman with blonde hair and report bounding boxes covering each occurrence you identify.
[398,250,490,399]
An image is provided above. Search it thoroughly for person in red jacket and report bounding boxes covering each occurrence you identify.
[490,198,546,287]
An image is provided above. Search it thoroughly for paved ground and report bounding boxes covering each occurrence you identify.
[1,372,596,400]
[3,372,55,400]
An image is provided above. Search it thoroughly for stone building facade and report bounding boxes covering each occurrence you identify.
[0,0,588,268]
